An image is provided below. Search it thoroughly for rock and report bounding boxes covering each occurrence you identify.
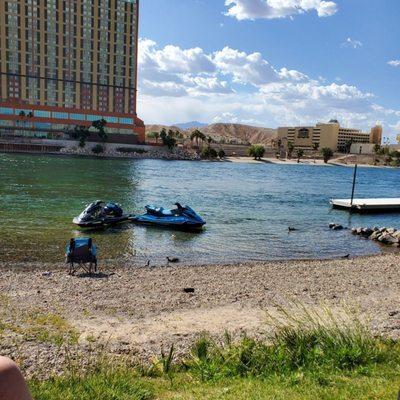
[183,288,195,293]
[329,223,336,228]
[378,234,399,245]
[387,228,396,234]
[389,311,399,317]
[369,231,381,240]
[330,223,344,230]
[361,228,373,236]
[42,271,52,277]
[351,228,357,234]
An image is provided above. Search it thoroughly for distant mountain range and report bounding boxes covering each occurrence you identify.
[173,121,208,129]
[145,122,277,146]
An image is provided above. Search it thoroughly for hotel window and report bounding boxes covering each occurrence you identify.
[297,128,310,138]
[52,112,68,119]
[105,116,118,123]
[35,110,51,118]
[0,107,14,115]
[86,114,102,122]
[70,113,86,121]
[119,117,133,125]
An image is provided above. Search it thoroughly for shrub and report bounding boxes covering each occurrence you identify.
[201,147,218,159]
[91,144,104,154]
[321,147,334,163]
[248,145,265,160]
[116,147,148,154]
[218,149,226,159]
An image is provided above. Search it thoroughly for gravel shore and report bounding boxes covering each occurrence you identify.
[1,253,400,378]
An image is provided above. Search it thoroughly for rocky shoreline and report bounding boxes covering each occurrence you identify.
[1,253,400,378]
[59,145,201,161]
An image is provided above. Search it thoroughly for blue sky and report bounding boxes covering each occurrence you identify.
[138,0,400,140]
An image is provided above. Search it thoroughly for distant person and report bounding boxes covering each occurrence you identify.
[0,357,32,400]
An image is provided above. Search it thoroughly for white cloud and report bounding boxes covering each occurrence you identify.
[214,47,279,85]
[224,0,338,21]
[388,60,400,67]
[137,38,400,141]
[341,38,363,49]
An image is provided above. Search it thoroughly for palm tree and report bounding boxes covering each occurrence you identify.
[321,147,334,164]
[206,136,214,147]
[296,149,304,163]
[190,129,206,148]
[313,143,319,163]
[92,118,108,142]
[287,141,294,159]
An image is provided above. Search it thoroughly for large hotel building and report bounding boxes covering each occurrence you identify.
[277,120,382,152]
[0,0,145,143]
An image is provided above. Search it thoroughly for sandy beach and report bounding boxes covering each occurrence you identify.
[1,253,400,377]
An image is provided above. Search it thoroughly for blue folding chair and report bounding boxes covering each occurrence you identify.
[66,238,98,275]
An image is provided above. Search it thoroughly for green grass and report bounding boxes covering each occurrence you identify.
[27,305,400,399]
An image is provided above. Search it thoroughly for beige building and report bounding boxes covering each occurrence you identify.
[277,120,381,152]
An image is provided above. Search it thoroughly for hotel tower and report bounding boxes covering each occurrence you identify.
[0,0,145,142]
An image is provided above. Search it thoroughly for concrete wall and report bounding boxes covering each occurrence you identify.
[0,136,159,153]
[350,143,375,155]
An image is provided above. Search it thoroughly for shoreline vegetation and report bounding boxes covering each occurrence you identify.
[2,253,400,398]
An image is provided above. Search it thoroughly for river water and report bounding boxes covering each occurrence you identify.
[1,154,399,265]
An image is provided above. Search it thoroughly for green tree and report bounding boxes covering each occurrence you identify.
[321,147,334,164]
[92,119,108,142]
[201,146,218,159]
[69,125,90,147]
[218,149,226,159]
[296,148,304,163]
[287,142,294,159]
[147,131,160,144]
[373,144,381,155]
[248,144,265,160]
[190,129,206,148]
[160,129,177,151]
[344,139,353,154]
[312,143,319,163]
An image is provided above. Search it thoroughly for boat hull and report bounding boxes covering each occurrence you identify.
[130,215,205,231]
[73,215,131,229]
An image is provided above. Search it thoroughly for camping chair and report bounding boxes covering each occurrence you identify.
[66,238,98,275]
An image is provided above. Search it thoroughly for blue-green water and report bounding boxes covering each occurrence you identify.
[1,153,399,265]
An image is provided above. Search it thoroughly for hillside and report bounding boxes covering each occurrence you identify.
[145,122,276,145]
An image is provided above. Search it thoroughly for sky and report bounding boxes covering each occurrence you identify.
[138,0,400,141]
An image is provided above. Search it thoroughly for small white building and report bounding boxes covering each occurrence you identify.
[350,143,376,155]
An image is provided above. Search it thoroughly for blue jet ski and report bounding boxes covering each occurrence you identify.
[73,201,132,229]
[131,203,205,231]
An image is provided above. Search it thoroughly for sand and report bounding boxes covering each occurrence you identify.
[1,253,400,377]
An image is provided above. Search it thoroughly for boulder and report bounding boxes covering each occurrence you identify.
[386,227,396,234]
[378,233,399,245]
[369,231,381,241]
[332,224,344,230]
[361,228,373,236]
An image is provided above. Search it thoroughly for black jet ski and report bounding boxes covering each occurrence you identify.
[73,201,132,228]
[131,203,206,231]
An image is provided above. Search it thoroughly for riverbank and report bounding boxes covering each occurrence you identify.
[1,253,400,379]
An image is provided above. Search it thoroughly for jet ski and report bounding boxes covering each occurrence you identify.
[131,203,206,231]
[73,201,132,229]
